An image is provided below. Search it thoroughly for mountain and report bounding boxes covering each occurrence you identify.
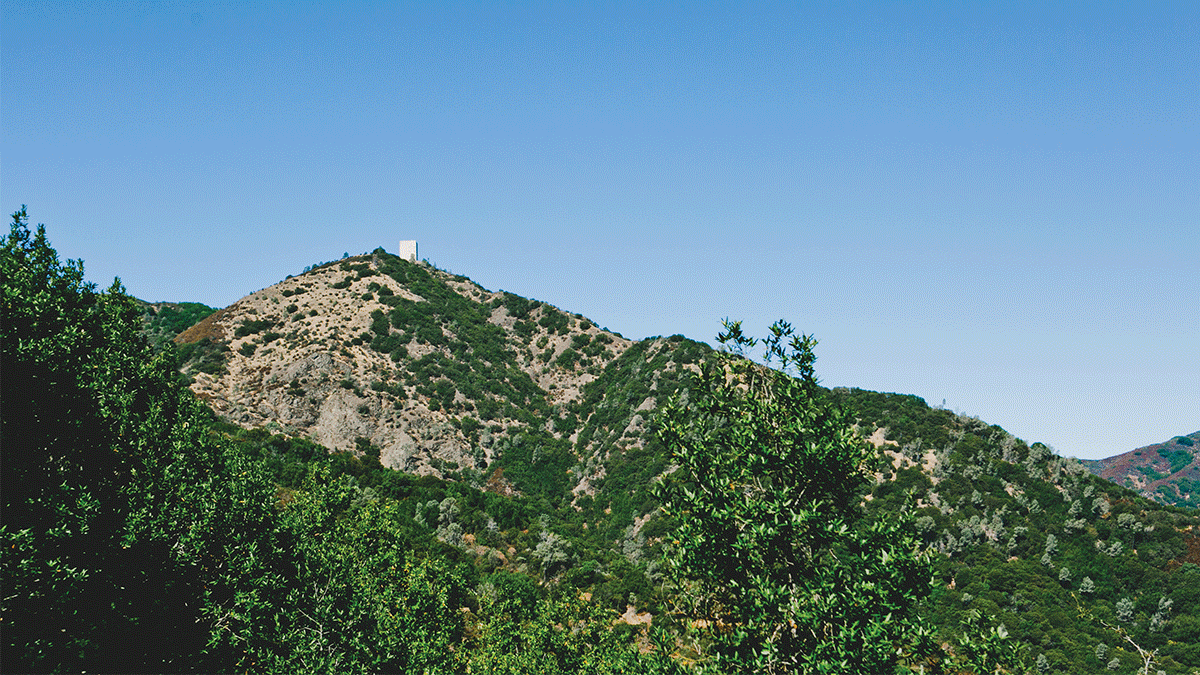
[173,249,705,514]
[166,248,1200,674]
[14,213,1199,673]
[1084,432,1200,509]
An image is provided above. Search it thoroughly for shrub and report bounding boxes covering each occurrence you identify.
[500,293,539,320]
[538,311,569,335]
[234,318,275,337]
[370,310,390,336]
[513,320,537,339]
[555,348,579,370]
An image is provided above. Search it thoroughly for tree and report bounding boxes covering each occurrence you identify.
[1,208,298,673]
[1,207,220,670]
[1077,595,1164,675]
[654,320,933,674]
[950,609,1027,674]
[465,585,682,675]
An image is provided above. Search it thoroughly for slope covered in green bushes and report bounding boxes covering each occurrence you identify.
[5,209,1198,674]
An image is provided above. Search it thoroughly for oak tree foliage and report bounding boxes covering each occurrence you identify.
[2,207,221,670]
[655,320,933,674]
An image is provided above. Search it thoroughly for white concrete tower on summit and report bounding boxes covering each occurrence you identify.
[398,240,418,262]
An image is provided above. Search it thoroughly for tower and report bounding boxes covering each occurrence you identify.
[398,240,418,262]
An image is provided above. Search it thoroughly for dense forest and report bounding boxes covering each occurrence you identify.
[4,208,1198,674]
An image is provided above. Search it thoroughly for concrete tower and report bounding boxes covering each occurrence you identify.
[398,240,418,262]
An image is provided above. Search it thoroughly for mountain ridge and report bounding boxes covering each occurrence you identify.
[169,248,1198,512]
[1083,431,1200,509]
[163,247,1200,673]
[172,249,703,498]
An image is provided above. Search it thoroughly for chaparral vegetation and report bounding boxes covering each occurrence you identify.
[5,209,1199,674]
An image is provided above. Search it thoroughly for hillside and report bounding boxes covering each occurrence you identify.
[836,388,1200,672]
[173,249,707,530]
[1083,432,1200,509]
[10,213,1200,674]
[175,249,629,473]
[168,248,1200,674]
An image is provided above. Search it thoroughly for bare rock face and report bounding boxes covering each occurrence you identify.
[176,250,641,480]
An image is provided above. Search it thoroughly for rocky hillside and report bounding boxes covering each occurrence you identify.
[174,249,705,497]
[168,249,1200,673]
[1084,432,1200,509]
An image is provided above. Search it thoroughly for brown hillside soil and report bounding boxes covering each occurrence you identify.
[175,307,232,344]
[1168,530,1200,570]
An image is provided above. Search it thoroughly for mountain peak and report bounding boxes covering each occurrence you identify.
[174,249,659,480]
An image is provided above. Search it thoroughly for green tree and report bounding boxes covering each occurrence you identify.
[654,320,933,674]
[0,208,298,673]
[255,476,469,673]
[466,588,680,675]
[1,207,221,670]
[949,609,1027,674]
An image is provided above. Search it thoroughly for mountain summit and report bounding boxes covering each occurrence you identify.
[174,249,703,494]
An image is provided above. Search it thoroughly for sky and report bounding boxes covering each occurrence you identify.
[3,1,1197,461]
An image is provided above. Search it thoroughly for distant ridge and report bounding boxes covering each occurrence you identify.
[1083,431,1200,508]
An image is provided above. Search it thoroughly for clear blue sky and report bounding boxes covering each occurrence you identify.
[4,1,1197,460]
